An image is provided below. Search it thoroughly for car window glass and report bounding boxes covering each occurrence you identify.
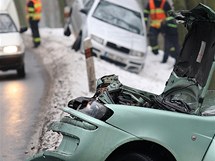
[92,0,144,35]
[0,14,17,33]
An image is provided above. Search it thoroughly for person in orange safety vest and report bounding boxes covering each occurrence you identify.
[144,0,172,55]
[27,0,42,48]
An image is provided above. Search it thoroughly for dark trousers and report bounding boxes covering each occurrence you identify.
[149,27,161,55]
[162,35,180,63]
[29,20,41,46]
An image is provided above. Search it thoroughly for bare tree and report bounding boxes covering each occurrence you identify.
[40,0,62,27]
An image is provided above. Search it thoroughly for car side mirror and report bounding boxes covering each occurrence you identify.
[20,27,28,33]
[80,8,88,15]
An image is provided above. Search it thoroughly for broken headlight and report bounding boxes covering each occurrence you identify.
[68,98,113,121]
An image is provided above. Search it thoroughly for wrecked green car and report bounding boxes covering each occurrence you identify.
[27,4,215,161]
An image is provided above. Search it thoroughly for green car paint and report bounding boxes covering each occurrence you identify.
[27,3,215,161]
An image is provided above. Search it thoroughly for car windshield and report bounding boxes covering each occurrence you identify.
[92,0,144,35]
[0,14,17,33]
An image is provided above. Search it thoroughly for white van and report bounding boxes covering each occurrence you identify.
[0,0,26,77]
[64,0,148,73]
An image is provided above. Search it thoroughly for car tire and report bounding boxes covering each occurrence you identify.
[17,65,26,78]
[109,152,154,161]
[72,32,82,51]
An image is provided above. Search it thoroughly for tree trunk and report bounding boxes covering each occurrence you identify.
[14,0,28,27]
[40,0,62,27]
[58,0,66,25]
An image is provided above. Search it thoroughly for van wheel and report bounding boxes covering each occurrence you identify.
[108,152,154,161]
[17,65,26,78]
[72,33,82,51]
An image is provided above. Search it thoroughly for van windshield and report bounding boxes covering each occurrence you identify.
[0,14,17,33]
[92,0,144,35]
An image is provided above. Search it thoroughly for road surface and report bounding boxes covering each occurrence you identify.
[0,49,49,161]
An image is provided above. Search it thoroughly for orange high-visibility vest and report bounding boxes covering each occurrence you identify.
[33,0,42,12]
[27,0,42,20]
[149,0,166,28]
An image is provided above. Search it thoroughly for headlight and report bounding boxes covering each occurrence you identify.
[130,50,144,57]
[91,34,104,45]
[3,46,20,54]
[78,100,113,121]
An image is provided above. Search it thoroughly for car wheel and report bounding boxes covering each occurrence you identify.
[109,152,154,161]
[17,65,26,78]
[72,32,82,51]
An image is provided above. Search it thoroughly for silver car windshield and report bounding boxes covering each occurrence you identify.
[92,0,144,35]
[0,14,17,33]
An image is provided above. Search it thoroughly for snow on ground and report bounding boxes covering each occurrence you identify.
[24,28,175,157]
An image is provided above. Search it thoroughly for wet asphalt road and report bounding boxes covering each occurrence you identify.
[0,49,49,161]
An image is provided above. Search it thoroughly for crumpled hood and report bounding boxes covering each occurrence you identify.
[87,17,147,53]
[164,4,215,101]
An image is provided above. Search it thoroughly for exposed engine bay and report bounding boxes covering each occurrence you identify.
[69,75,200,115]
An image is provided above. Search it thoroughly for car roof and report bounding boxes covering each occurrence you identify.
[100,0,142,12]
[0,0,12,11]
